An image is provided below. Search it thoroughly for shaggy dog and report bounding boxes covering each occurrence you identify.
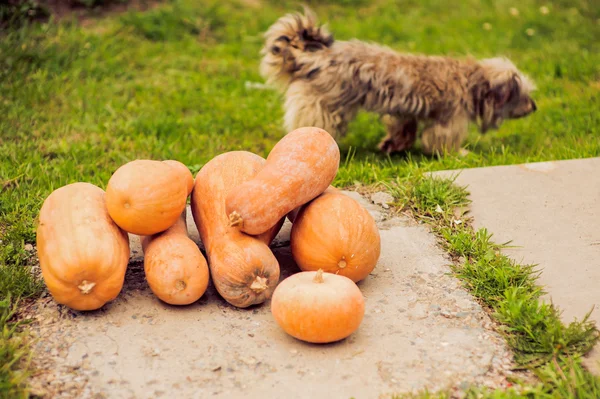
[260,9,537,155]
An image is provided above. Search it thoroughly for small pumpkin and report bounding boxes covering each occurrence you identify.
[37,182,130,311]
[191,151,281,308]
[226,127,340,236]
[106,159,187,236]
[163,160,194,195]
[271,269,365,343]
[141,211,209,305]
[290,190,380,282]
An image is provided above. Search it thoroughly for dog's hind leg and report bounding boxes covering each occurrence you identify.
[378,115,418,154]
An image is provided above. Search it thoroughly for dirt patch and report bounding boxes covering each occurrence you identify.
[24,192,518,398]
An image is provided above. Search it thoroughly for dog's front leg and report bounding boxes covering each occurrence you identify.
[378,115,418,154]
[420,115,469,156]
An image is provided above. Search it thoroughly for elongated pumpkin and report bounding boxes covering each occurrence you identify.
[37,182,130,311]
[287,185,339,223]
[163,160,194,195]
[191,151,281,308]
[291,191,381,282]
[226,127,340,235]
[141,211,209,305]
[271,269,365,344]
[106,159,188,236]
[206,230,280,307]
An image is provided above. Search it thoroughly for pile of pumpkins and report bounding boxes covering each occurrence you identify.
[37,127,381,344]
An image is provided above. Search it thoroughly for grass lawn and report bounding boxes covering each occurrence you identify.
[0,0,599,396]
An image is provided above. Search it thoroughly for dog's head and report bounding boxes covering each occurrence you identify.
[471,57,537,133]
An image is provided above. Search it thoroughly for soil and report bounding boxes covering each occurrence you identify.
[23,192,518,398]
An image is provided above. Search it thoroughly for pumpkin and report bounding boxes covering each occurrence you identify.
[226,127,340,235]
[290,191,380,282]
[106,159,188,236]
[287,185,339,223]
[191,151,281,308]
[36,182,130,311]
[205,231,280,308]
[141,211,209,305]
[271,269,365,343]
[163,160,194,195]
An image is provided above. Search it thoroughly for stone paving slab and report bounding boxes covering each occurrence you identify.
[27,192,513,398]
[435,158,600,374]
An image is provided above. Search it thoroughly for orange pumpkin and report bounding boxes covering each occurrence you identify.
[290,191,380,282]
[36,183,130,311]
[141,211,209,305]
[226,127,340,235]
[271,269,365,343]
[191,151,281,308]
[163,160,194,195]
[106,160,187,236]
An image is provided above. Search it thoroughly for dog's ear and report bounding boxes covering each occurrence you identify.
[479,75,523,133]
[487,75,520,110]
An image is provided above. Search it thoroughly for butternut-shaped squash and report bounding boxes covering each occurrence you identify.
[205,231,280,307]
[106,160,187,236]
[191,151,281,308]
[141,211,209,305]
[287,185,339,223]
[37,182,130,311]
[163,160,194,195]
[271,269,365,343]
[291,191,380,282]
[226,127,340,235]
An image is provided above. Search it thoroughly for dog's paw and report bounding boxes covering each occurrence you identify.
[378,137,412,154]
[378,137,398,154]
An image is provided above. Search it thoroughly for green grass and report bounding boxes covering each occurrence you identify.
[0,296,31,399]
[0,1,49,27]
[388,173,600,398]
[0,0,598,396]
[0,0,130,28]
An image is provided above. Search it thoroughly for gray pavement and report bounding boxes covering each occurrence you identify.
[435,157,600,374]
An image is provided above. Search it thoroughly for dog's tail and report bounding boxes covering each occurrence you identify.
[260,8,333,88]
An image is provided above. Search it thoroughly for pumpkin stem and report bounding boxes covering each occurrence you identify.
[250,276,268,293]
[78,280,96,295]
[338,256,347,269]
[313,269,324,284]
[229,211,243,227]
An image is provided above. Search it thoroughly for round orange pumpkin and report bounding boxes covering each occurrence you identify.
[291,191,381,282]
[271,269,365,343]
[163,160,194,196]
[36,182,130,311]
[106,160,187,236]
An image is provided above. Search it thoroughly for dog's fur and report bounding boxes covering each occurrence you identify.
[260,9,537,155]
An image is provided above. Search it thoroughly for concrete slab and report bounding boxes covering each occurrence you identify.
[26,193,514,398]
[435,158,600,374]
